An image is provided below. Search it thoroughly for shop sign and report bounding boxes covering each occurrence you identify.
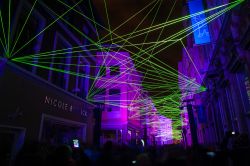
[44,96,87,117]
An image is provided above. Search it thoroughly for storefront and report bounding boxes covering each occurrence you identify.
[0,62,94,164]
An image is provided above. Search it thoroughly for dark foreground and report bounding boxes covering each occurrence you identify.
[1,140,250,166]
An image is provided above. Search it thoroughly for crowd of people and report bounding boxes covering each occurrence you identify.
[11,133,250,166]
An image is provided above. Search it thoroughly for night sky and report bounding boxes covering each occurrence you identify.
[92,0,184,71]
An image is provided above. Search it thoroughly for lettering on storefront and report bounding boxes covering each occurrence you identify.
[81,108,87,116]
[44,96,73,111]
[44,96,87,117]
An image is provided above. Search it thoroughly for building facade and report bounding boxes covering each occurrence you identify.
[179,0,250,147]
[0,0,100,164]
[91,51,144,145]
[90,51,173,145]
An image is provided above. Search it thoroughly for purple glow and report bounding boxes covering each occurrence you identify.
[94,51,173,145]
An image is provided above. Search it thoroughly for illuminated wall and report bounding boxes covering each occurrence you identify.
[93,51,173,145]
[180,0,250,147]
[93,51,144,144]
[156,115,173,145]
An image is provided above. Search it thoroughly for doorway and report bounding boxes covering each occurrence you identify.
[39,114,86,146]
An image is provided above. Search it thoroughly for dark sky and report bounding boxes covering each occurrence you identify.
[92,0,184,71]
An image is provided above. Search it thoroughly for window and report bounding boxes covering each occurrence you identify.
[15,5,45,73]
[109,89,120,95]
[110,66,120,75]
[51,36,71,90]
[99,66,106,76]
[94,88,106,95]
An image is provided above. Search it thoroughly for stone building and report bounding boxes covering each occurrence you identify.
[179,0,250,147]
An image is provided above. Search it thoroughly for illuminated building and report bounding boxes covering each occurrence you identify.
[179,0,250,147]
[91,51,144,144]
[0,1,100,163]
[91,51,173,145]
[156,115,173,145]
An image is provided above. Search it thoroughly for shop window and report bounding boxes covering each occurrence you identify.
[110,66,120,75]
